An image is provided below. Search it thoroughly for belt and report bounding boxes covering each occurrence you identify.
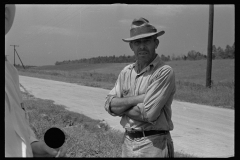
[125,130,169,139]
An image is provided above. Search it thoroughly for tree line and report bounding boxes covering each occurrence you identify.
[55,43,234,65]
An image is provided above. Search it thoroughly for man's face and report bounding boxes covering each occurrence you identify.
[5,4,16,35]
[130,36,159,65]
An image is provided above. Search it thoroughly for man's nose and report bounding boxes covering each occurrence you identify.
[139,42,146,49]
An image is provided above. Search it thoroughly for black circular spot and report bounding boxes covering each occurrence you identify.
[44,127,65,149]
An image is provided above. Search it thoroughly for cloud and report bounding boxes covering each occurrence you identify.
[118,5,187,27]
[152,5,187,16]
[24,25,76,37]
[118,19,132,26]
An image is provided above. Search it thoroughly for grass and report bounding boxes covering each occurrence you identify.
[167,59,234,109]
[22,91,122,157]
[166,59,234,85]
[18,69,116,89]
[175,80,234,108]
[18,59,234,109]
[22,91,195,157]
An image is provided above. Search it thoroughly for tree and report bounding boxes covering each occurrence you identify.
[225,44,233,59]
[212,45,217,59]
[183,55,187,60]
[175,55,182,60]
[215,46,224,59]
[232,42,235,58]
[187,50,197,60]
[161,54,170,61]
[171,54,176,61]
[195,51,202,60]
[212,45,217,54]
[167,55,171,61]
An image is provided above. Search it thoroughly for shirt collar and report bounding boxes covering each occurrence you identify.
[148,54,162,68]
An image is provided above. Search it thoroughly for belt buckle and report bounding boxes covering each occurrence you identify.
[142,130,146,137]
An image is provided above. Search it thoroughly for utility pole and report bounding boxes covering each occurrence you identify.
[10,45,19,66]
[206,5,214,88]
[10,45,25,69]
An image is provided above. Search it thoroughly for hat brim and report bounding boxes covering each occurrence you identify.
[122,31,165,42]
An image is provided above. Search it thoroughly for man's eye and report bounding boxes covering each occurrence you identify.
[134,41,140,45]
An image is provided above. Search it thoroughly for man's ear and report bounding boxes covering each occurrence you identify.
[129,42,134,51]
[155,39,159,49]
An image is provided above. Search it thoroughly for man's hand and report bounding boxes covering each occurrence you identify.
[137,94,146,103]
[31,141,67,157]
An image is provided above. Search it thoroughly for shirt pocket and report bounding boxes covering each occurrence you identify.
[122,78,132,97]
[122,88,130,97]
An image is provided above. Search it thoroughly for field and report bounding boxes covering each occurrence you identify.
[18,59,234,109]
[17,59,234,157]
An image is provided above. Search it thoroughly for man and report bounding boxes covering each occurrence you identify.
[104,17,176,157]
[5,4,66,157]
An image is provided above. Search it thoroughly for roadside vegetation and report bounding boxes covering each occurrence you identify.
[22,91,194,157]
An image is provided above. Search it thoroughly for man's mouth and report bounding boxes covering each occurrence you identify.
[138,51,148,55]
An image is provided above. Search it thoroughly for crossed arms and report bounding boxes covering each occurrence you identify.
[105,65,175,123]
[110,94,145,122]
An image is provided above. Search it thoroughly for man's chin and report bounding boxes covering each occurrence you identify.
[137,56,150,63]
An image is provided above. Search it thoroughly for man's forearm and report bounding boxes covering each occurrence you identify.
[110,94,145,115]
[124,104,145,122]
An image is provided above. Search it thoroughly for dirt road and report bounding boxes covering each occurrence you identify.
[19,76,234,157]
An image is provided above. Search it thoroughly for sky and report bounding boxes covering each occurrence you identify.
[5,4,235,66]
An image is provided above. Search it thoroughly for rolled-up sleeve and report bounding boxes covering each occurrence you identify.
[29,127,38,144]
[22,103,39,143]
[138,66,175,124]
[26,113,38,143]
[104,73,122,117]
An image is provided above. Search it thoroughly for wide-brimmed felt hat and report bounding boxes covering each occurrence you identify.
[122,17,165,42]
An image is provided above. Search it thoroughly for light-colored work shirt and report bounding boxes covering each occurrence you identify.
[104,54,176,132]
[5,58,38,157]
